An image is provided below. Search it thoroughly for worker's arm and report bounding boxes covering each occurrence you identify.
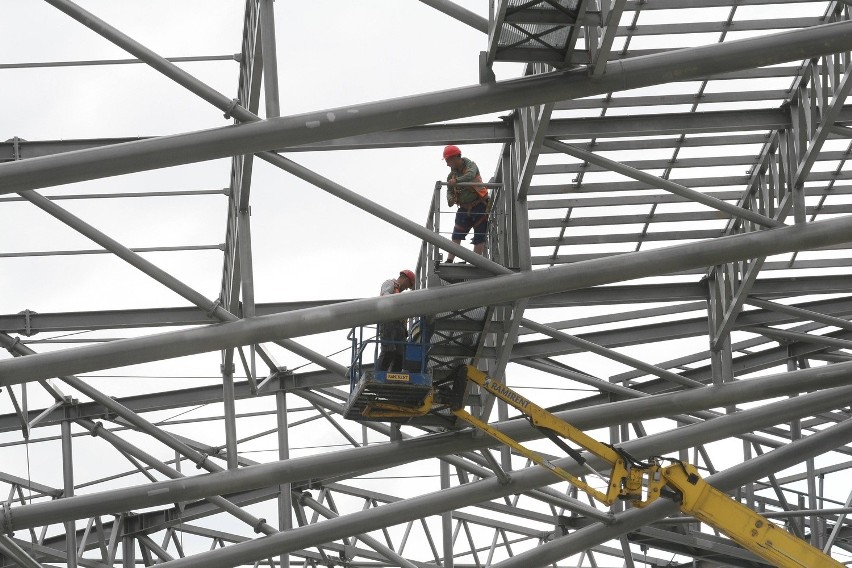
[453,159,479,184]
[446,166,467,206]
[446,179,457,206]
[379,279,397,296]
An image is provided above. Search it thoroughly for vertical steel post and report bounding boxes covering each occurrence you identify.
[276,373,292,568]
[237,208,258,385]
[707,267,735,387]
[122,519,135,568]
[221,356,239,470]
[259,0,280,118]
[441,459,454,568]
[61,402,78,568]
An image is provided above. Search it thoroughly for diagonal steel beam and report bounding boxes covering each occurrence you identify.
[543,138,784,228]
[521,318,704,388]
[741,325,852,350]
[489,407,852,568]
[297,493,421,568]
[1,214,852,387]
[5,359,852,534]
[745,296,852,331]
[2,20,851,194]
[76,418,276,536]
[129,386,852,568]
[794,58,852,190]
[417,0,488,33]
[41,0,510,279]
[42,0,353,381]
[709,31,852,348]
[0,534,45,568]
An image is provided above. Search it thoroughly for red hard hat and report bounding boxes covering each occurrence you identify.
[442,145,461,160]
[400,270,415,285]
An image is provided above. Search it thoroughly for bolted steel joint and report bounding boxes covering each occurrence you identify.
[89,421,103,437]
[223,98,241,120]
[253,518,267,533]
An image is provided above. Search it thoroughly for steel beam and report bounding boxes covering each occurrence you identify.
[0,535,44,568]
[2,21,852,194]
[3,215,852,387]
[298,493,420,568]
[418,0,488,33]
[4,360,852,534]
[741,325,852,350]
[489,407,852,568]
[745,296,852,331]
[4,275,847,334]
[543,139,783,228]
[61,406,78,568]
[520,318,704,388]
[118,386,852,568]
[77,418,275,536]
[4,106,833,159]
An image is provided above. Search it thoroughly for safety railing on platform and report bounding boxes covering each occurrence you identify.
[412,180,507,376]
[419,180,504,274]
[346,319,431,389]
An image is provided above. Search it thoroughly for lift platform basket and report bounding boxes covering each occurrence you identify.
[343,370,433,422]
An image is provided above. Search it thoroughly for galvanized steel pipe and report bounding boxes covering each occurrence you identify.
[1,215,851,387]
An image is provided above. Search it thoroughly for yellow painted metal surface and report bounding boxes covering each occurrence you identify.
[354,365,843,567]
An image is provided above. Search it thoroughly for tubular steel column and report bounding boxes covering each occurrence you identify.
[121,517,135,568]
[276,372,292,568]
[259,0,280,119]
[707,266,736,386]
[221,356,239,470]
[440,459,454,568]
[61,403,78,568]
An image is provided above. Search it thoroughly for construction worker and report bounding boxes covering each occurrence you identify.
[443,145,488,263]
[377,270,415,372]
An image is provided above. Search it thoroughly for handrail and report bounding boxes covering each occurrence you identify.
[435,181,505,188]
[420,180,505,273]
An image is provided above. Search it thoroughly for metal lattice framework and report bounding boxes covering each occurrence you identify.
[3,1,852,566]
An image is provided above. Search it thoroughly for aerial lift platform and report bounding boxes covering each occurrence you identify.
[345,359,843,568]
[342,319,462,427]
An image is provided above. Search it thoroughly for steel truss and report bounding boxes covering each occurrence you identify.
[3,1,852,567]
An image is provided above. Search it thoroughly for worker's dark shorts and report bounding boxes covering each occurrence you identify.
[452,201,488,245]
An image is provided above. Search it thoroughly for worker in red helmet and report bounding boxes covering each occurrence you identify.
[443,145,489,262]
[377,270,415,372]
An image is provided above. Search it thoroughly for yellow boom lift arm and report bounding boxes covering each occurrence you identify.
[361,365,842,568]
